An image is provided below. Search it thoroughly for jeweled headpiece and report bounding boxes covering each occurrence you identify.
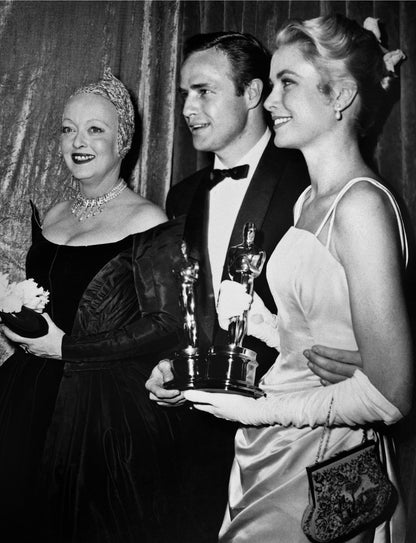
[72,67,135,158]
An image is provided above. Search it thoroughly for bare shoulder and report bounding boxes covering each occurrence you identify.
[334,179,397,233]
[332,179,402,265]
[135,200,168,230]
[122,193,167,234]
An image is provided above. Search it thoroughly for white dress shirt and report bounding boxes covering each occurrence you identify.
[208,128,271,304]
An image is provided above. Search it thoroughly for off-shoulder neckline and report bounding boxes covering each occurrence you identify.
[40,232,133,248]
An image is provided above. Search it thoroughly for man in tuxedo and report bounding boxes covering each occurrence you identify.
[146,31,361,542]
[166,32,309,374]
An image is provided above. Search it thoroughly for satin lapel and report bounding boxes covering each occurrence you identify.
[183,171,216,345]
[228,138,281,255]
[182,176,208,263]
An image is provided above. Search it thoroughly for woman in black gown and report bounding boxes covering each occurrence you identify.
[0,69,185,543]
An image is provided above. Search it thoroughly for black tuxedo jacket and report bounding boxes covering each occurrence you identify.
[166,137,310,379]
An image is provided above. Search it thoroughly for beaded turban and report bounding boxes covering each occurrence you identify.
[72,67,135,158]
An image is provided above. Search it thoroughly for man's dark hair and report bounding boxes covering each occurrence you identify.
[183,32,271,100]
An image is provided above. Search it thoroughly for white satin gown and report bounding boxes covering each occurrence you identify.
[219,178,407,543]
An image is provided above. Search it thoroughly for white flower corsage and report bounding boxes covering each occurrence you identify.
[0,273,49,314]
[363,17,382,42]
[363,17,406,82]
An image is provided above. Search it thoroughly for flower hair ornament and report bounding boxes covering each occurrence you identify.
[363,17,406,90]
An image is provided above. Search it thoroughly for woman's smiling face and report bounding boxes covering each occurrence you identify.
[264,44,334,151]
[61,93,121,184]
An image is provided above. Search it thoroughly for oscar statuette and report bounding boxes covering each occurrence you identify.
[199,222,265,397]
[164,241,203,390]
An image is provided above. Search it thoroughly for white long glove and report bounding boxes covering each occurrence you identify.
[184,369,402,427]
[217,280,280,349]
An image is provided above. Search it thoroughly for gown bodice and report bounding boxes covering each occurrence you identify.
[261,177,407,396]
[261,226,357,393]
[26,213,131,333]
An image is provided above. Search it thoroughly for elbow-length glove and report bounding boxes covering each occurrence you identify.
[217,280,280,349]
[184,369,403,427]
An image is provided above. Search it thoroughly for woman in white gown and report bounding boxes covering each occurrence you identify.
[185,13,413,543]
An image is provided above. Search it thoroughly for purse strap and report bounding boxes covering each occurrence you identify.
[315,397,367,463]
[315,397,334,463]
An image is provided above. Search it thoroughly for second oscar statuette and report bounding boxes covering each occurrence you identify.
[199,222,265,397]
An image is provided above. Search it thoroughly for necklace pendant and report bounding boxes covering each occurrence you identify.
[70,179,127,221]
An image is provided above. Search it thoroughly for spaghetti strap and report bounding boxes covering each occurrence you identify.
[314,198,339,238]
[324,178,408,263]
[293,186,312,225]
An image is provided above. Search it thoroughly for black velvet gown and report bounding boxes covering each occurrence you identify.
[0,207,185,543]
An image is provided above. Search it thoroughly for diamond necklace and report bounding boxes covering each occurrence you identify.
[71,178,127,221]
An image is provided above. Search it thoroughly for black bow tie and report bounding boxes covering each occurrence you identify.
[209,164,249,189]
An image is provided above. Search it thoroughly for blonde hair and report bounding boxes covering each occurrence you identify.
[276,13,392,135]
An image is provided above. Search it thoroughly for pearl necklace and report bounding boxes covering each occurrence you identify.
[71,179,127,221]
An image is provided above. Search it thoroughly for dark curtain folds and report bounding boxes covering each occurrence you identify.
[1,1,416,540]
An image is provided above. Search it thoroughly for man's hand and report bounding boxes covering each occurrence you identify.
[304,345,363,386]
[145,359,187,406]
[2,313,63,359]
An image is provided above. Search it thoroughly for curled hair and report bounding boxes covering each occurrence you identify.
[184,32,271,100]
[275,13,394,135]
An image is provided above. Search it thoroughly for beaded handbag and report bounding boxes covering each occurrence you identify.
[301,399,397,543]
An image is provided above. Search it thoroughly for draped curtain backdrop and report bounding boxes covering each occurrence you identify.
[1,0,416,539]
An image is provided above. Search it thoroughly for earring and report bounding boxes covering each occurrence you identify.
[335,105,342,121]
